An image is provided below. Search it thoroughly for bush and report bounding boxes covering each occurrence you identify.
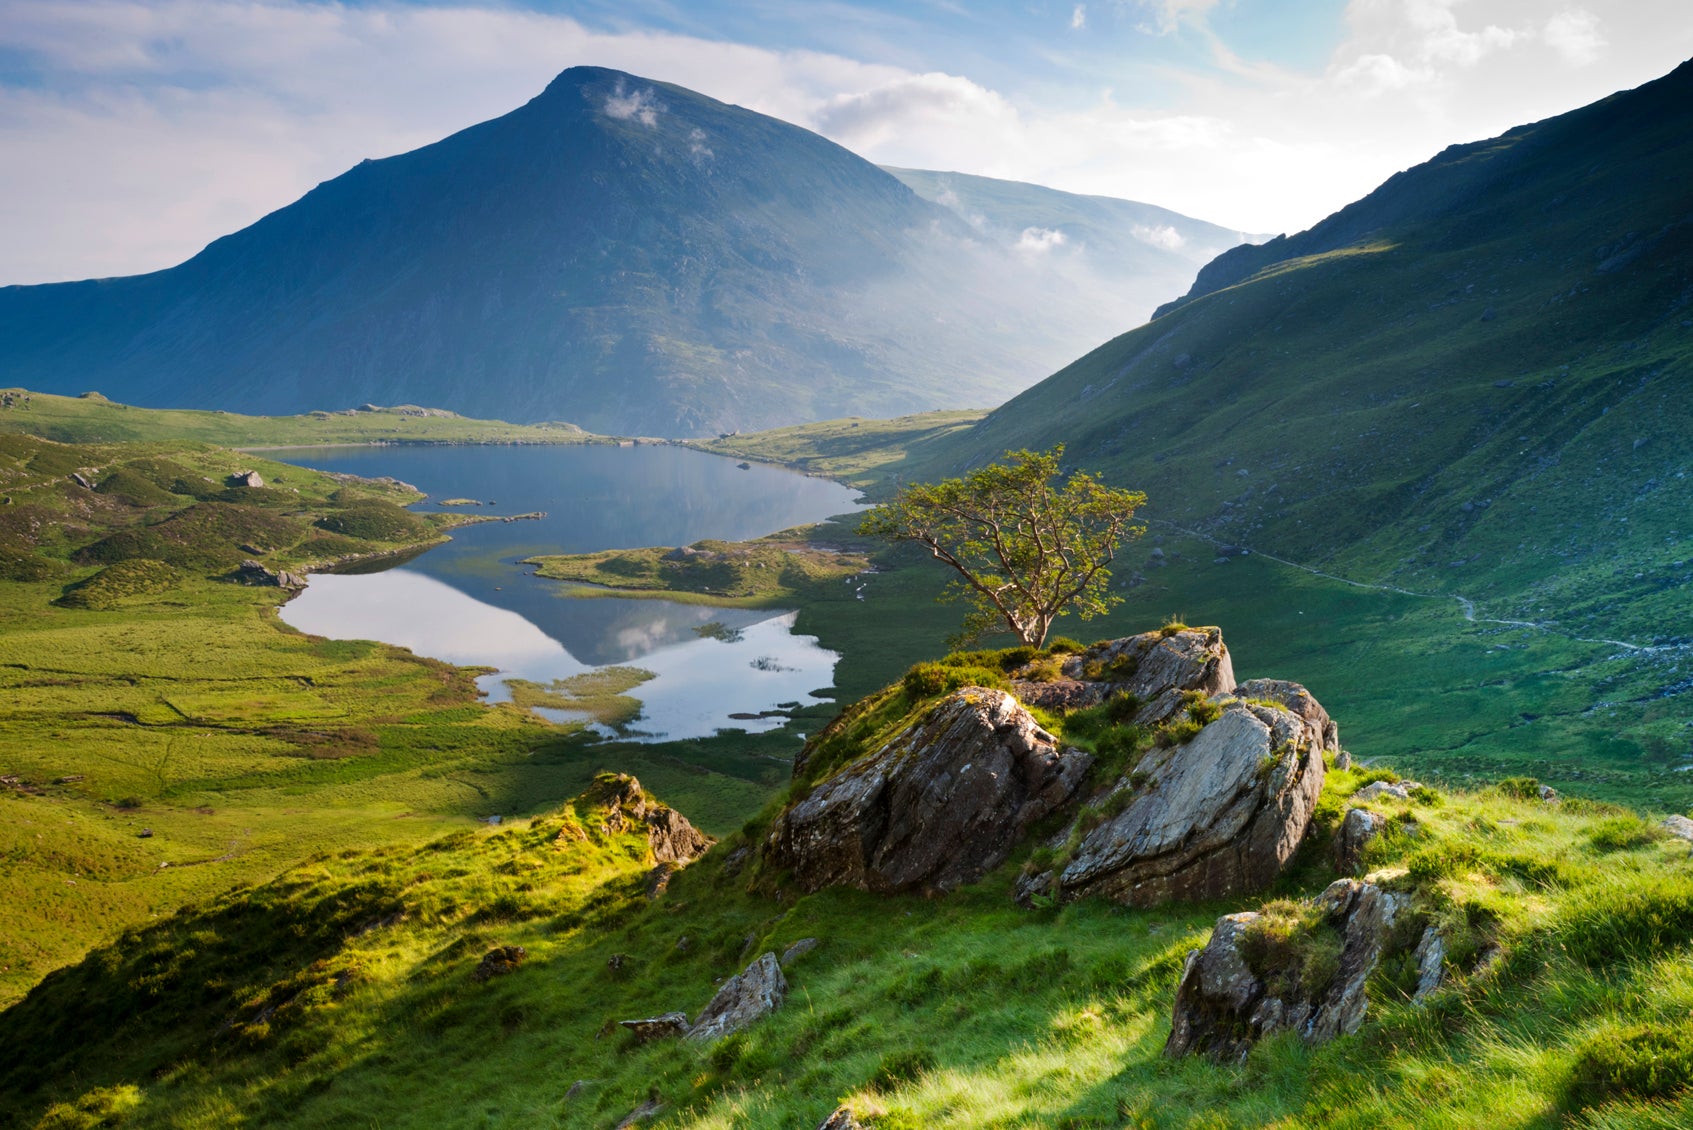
[1497,777,1543,800]
[900,660,1006,700]
[1569,1021,1693,1109]
[1587,815,1663,853]
[1046,636,1084,654]
[1560,873,1693,966]
[94,467,176,508]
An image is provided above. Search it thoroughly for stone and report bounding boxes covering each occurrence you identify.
[1662,814,1693,842]
[69,472,94,490]
[766,688,1093,895]
[1412,926,1446,999]
[1537,784,1560,802]
[471,945,526,983]
[564,1080,594,1100]
[816,1109,867,1130]
[232,559,307,590]
[618,1013,689,1044]
[227,470,264,488]
[644,862,680,899]
[687,952,787,1041]
[1333,749,1353,770]
[1013,627,1235,718]
[1165,879,1406,1062]
[1017,699,1325,907]
[1354,780,1420,802]
[615,1099,666,1128]
[1232,678,1340,752]
[1333,807,1384,875]
[781,937,819,966]
[588,773,715,865]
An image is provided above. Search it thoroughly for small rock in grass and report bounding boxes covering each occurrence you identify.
[618,1013,689,1044]
[472,945,526,983]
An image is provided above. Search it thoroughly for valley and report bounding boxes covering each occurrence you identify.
[2,37,1692,1130]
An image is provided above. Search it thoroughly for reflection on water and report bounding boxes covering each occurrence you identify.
[270,444,860,739]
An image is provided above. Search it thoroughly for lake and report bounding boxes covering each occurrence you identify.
[270,443,862,739]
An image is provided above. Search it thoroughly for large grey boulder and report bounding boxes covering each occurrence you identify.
[687,952,787,1042]
[1012,627,1235,718]
[766,688,1092,895]
[1165,879,1406,1062]
[1017,699,1325,907]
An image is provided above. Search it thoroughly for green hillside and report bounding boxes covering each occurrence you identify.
[6,650,1693,1129]
[893,59,1693,796]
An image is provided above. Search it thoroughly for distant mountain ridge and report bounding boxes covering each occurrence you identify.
[0,68,1245,437]
[923,58,1693,646]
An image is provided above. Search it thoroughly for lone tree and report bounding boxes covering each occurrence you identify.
[860,446,1146,647]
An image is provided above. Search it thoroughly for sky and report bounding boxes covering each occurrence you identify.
[0,0,1688,285]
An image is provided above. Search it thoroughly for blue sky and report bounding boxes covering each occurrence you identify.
[1,0,1688,284]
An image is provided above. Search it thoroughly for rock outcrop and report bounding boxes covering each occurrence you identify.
[227,470,264,488]
[1333,807,1385,875]
[766,688,1092,894]
[1165,879,1407,1061]
[589,773,715,867]
[1011,627,1234,719]
[1016,698,1325,907]
[233,559,307,590]
[1232,679,1340,753]
[686,953,787,1042]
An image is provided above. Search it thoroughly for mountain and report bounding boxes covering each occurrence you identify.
[922,58,1693,648]
[887,166,1263,325]
[0,69,1246,437]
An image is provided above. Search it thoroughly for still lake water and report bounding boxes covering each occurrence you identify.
[269,444,862,739]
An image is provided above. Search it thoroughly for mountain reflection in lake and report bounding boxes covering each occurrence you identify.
[270,444,861,740]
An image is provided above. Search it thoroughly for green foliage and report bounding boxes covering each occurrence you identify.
[1237,900,1344,1001]
[1560,872,1693,966]
[55,559,184,609]
[313,499,429,541]
[1586,815,1663,853]
[1569,1022,1693,1110]
[1497,777,1544,801]
[0,546,60,582]
[93,467,176,507]
[859,446,1146,647]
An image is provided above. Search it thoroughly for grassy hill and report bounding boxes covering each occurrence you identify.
[0,420,810,1009]
[866,59,1693,802]
[0,389,594,447]
[5,650,1693,1129]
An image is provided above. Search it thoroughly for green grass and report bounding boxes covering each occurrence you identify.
[0,431,794,1009]
[0,389,597,447]
[7,721,1693,1128]
[504,667,657,728]
[686,411,986,490]
[527,531,869,606]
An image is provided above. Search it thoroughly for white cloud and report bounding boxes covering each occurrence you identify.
[1131,223,1186,251]
[1136,0,1221,36]
[1544,9,1605,66]
[0,0,1688,284]
[1015,226,1068,253]
[604,81,662,127]
[1071,4,1087,31]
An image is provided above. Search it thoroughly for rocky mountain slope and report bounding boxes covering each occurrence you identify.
[923,59,1693,651]
[0,69,1242,437]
